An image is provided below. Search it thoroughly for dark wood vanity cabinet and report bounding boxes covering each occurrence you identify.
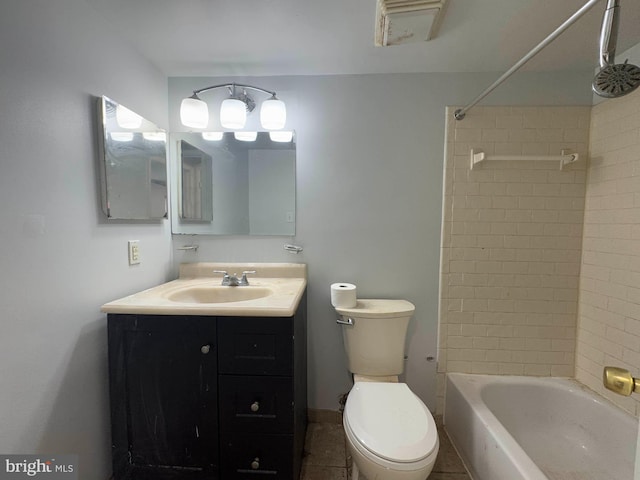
[107,294,307,480]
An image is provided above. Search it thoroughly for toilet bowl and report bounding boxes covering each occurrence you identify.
[343,382,439,480]
[335,299,439,479]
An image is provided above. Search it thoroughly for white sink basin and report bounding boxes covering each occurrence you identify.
[164,286,273,304]
[101,262,307,317]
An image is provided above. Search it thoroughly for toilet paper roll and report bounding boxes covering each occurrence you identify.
[331,283,357,308]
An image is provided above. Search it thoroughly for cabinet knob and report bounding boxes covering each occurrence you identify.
[251,457,260,470]
[200,345,211,354]
[250,401,260,412]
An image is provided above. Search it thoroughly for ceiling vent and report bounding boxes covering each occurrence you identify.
[375,0,448,46]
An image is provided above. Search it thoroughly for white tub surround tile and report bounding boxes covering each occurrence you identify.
[438,106,590,413]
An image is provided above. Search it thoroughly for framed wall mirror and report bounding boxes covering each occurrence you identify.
[96,96,167,220]
[169,132,296,235]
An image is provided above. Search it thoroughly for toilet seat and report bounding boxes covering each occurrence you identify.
[344,382,438,465]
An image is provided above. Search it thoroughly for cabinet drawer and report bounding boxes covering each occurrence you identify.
[218,317,293,375]
[220,433,293,479]
[219,375,293,434]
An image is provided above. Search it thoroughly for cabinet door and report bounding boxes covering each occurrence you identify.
[109,315,218,478]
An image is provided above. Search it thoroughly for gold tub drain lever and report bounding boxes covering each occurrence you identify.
[603,366,640,396]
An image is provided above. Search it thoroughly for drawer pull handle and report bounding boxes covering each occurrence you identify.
[201,345,211,354]
[250,401,260,412]
[251,457,260,470]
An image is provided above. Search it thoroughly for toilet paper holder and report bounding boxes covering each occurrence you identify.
[336,314,354,326]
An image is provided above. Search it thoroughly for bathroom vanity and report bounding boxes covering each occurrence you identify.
[102,263,307,480]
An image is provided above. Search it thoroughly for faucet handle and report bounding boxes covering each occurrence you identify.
[603,366,640,396]
[213,270,230,285]
[240,270,256,285]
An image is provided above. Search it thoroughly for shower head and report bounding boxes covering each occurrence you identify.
[592,0,640,98]
[593,61,640,98]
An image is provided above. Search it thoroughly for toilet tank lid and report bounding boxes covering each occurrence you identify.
[335,299,415,318]
[344,382,437,463]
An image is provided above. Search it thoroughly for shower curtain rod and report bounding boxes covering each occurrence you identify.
[454,0,603,120]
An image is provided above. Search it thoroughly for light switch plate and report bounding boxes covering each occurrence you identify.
[128,240,140,265]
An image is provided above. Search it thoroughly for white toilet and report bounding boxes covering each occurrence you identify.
[335,299,439,480]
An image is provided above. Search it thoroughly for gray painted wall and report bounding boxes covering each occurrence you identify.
[0,1,172,479]
[169,72,594,411]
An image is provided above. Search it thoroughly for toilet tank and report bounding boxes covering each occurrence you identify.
[335,299,415,376]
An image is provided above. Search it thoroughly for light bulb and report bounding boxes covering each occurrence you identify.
[260,98,286,130]
[180,96,209,129]
[234,131,258,142]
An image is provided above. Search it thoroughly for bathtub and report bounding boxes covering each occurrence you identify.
[444,373,638,480]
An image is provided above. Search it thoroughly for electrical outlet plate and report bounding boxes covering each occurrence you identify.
[128,240,140,265]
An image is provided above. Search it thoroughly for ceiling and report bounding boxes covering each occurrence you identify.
[84,0,640,77]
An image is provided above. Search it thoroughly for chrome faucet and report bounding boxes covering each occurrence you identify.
[214,270,256,286]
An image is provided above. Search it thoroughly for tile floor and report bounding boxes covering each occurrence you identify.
[300,414,471,480]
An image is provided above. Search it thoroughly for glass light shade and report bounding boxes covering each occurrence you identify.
[234,131,258,142]
[202,131,224,141]
[269,131,294,142]
[220,99,247,129]
[110,132,134,142]
[180,97,209,129]
[116,105,143,129]
[142,132,166,142]
[260,98,286,130]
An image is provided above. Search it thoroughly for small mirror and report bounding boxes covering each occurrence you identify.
[96,96,167,220]
[169,132,296,235]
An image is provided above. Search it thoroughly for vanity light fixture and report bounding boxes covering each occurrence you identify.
[180,83,286,130]
[234,131,258,142]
